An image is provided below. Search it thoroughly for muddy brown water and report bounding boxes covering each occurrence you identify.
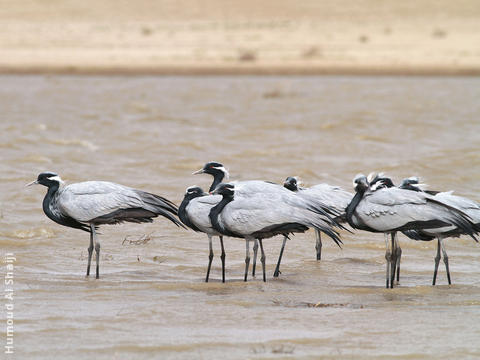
[1,75,480,359]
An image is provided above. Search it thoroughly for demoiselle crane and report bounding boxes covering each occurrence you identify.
[209,183,342,282]
[395,177,480,285]
[178,186,226,282]
[194,162,342,278]
[27,172,183,279]
[283,176,352,262]
[346,174,478,288]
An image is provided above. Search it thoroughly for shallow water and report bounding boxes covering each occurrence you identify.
[1,75,480,359]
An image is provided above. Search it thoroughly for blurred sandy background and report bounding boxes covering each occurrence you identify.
[1,0,479,74]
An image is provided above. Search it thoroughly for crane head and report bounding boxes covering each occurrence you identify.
[283,176,298,192]
[192,161,229,180]
[353,174,369,193]
[26,172,63,188]
[211,183,235,198]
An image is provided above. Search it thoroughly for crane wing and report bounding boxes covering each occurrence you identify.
[57,181,180,226]
[186,195,222,234]
[58,182,144,221]
[218,190,340,243]
[304,184,352,213]
[354,187,472,233]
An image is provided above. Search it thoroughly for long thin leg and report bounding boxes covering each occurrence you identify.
[274,236,287,278]
[258,239,266,282]
[219,236,226,283]
[205,235,214,282]
[384,233,391,288]
[315,229,322,260]
[390,232,397,288]
[92,226,100,279]
[252,239,258,277]
[86,225,94,277]
[432,237,442,286]
[244,238,251,282]
[394,233,402,283]
[440,238,451,285]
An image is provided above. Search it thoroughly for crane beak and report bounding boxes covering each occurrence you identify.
[192,168,204,175]
[25,180,38,187]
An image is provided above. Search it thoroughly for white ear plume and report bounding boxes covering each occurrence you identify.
[48,175,64,184]
[186,185,198,193]
[214,166,229,180]
[412,183,429,191]
[367,172,378,183]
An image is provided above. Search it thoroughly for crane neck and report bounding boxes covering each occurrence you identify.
[209,172,225,192]
[345,189,365,228]
[42,182,60,224]
[209,193,238,237]
[178,193,201,231]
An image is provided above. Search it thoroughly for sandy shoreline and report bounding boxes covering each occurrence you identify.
[1,0,479,75]
[2,64,479,76]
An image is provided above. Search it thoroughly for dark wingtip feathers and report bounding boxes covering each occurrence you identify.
[132,190,186,228]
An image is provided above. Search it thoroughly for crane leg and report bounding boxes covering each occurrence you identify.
[252,239,258,277]
[219,236,226,283]
[390,233,397,288]
[205,235,214,282]
[274,235,287,278]
[86,227,94,277]
[92,226,100,279]
[258,239,266,282]
[244,239,251,282]
[384,233,392,288]
[315,229,322,260]
[441,238,451,285]
[432,237,442,285]
[395,233,402,283]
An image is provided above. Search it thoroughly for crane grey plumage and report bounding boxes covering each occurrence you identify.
[210,183,342,282]
[193,161,271,276]
[57,181,180,225]
[223,179,342,277]
[282,176,352,271]
[346,174,478,288]
[195,162,342,277]
[396,178,480,285]
[178,186,226,282]
[27,172,183,279]
[372,174,480,285]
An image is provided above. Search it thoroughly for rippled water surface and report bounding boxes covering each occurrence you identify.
[1,75,480,359]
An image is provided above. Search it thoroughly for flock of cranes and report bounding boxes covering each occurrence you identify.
[27,162,480,288]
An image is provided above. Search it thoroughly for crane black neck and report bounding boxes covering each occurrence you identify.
[208,192,239,237]
[208,170,225,192]
[42,182,60,224]
[178,191,204,231]
[345,188,366,228]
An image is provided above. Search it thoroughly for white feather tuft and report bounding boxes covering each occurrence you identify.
[211,166,229,180]
[413,183,429,191]
[48,175,64,184]
[186,185,199,193]
[367,172,378,183]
